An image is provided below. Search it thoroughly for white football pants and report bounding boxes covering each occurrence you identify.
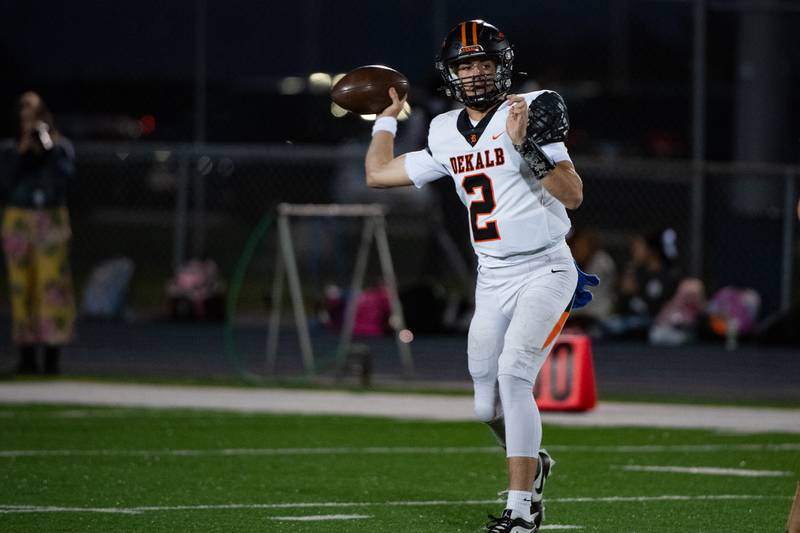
[468,242,577,457]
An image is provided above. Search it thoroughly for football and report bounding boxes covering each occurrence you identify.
[331,65,409,115]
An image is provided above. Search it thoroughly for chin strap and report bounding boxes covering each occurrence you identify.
[464,93,504,112]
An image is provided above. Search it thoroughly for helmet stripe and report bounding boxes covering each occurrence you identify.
[460,22,466,46]
[472,21,478,45]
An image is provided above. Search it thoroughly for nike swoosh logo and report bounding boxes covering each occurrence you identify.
[551,268,567,273]
[492,131,504,140]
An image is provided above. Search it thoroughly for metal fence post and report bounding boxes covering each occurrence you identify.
[690,162,705,278]
[193,0,207,258]
[690,0,707,278]
[781,170,796,312]
[192,153,207,256]
[173,152,190,271]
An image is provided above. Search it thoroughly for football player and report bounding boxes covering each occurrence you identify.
[364,20,597,533]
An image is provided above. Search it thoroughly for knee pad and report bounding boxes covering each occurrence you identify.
[473,380,500,423]
[474,400,498,423]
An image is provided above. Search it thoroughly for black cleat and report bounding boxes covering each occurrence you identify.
[484,509,536,533]
[531,449,555,529]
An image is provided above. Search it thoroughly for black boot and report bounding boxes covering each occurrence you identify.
[17,345,38,374]
[44,346,61,375]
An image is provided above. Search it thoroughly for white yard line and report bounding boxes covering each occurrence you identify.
[0,381,798,433]
[554,443,800,452]
[1,442,799,458]
[620,465,794,477]
[0,446,503,458]
[269,514,371,521]
[553,494,790,503]
[0,495,788,515]
[272,515,587,529]
[0,504,140,515]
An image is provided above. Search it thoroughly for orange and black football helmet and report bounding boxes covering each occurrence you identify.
[435,20,514,111]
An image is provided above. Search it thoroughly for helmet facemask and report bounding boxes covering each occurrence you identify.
[436,46,514,111]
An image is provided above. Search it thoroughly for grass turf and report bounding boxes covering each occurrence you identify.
[0,404,797,532]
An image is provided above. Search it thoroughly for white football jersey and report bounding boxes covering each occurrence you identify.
[404,90,573,268]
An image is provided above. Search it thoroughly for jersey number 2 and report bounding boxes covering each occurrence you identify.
[462,173,500,242]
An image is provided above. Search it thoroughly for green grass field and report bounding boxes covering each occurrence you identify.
[1,404,798,532]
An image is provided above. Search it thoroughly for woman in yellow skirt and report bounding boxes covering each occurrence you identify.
[1,92,76,374]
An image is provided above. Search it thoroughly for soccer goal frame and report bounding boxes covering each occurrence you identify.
[266,203,414,377]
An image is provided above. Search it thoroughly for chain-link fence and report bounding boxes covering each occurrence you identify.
[53,142,798,319]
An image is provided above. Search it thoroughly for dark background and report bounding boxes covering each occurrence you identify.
[1,0,797,162]
[0,1,798,388]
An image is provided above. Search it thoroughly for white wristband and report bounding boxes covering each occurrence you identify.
[372,116,398,137]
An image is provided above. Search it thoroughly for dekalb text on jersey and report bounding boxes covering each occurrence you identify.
[449,148,506,175]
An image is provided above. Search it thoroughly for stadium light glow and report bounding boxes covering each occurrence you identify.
[331,73,346,86]
[279,77,304,95]
[308,72,332,93]
[398,102,411,121]
[330,102,348,118]
[359,103,410,122]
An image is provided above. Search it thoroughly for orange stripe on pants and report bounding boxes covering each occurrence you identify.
[541,311,569,351]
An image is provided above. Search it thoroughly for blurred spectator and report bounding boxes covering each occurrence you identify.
[81,257,135,320]
[0,92,76,374]
[649,278,707,346]
[166,258,225,321]
[607,228,681,339]
[567,227,618,333]
[352,284,391,337]
[705,286,761,344]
